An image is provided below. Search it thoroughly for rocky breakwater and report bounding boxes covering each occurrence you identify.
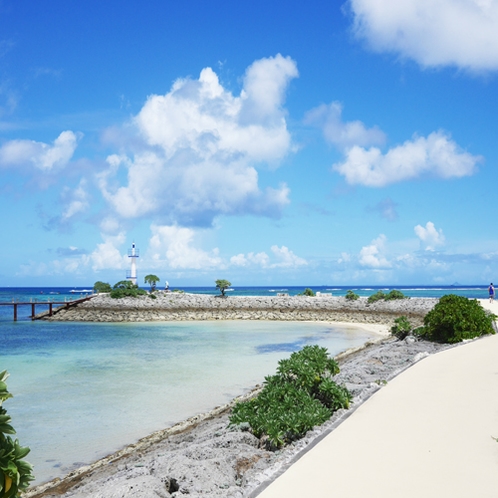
[41,292,436,325]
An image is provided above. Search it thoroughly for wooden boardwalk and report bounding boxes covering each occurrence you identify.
[0,295,94,321]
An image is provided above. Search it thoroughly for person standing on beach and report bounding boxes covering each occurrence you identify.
[489,283,495,302]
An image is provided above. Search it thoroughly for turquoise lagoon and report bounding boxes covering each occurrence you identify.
[1,318,379,485]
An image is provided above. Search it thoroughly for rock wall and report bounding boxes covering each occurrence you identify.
[39,292,436,326]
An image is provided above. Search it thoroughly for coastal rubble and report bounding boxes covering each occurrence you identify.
[25,336,451,498]
[40,293,436,326]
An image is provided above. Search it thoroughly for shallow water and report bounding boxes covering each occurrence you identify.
[1,319,379,484]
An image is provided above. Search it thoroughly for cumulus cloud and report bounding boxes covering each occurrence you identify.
[148,225,223,269]
[305,101,386,150]
[414,221,445,250]
[270,245,308,268]
[349,0,498,71]
[61,179,89,221]
[99,55,297,226]
[230,245,307,268]
[230,252,270,267]
[0,131,80,171]
[359,234,391,268]
[333,131,481,187]
[89,232,128,271]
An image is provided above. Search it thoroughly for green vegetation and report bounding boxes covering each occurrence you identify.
[93,281,112,293]
[345,290,359,301]
[144,274,160,291]
[229,345,351,449]
[110,280,147,299]
[416,294,496,343]
[391,316,412,340]
[0,371,34,497]
[298,288,315,297]
[215,279,231,297]
[367,290,386,303]
[367,289,407,304]
[385,289,407,301]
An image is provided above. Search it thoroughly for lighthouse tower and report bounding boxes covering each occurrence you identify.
[127,242,139,286]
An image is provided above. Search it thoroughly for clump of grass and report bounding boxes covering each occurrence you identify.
[345,290,359,301]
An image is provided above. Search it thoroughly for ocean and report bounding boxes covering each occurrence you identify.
[0,285,490,485]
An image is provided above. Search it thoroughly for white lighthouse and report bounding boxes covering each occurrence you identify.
[127,242,139,286]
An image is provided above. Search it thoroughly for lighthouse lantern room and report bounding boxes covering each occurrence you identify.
[127,242,139,286]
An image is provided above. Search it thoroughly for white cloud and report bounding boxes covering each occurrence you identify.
[0,131,80,171]
[61,179,89,220]
[89,232,128,271]
[305,101,386,150]
[414,221,445,250]
[99,216,122,235]
[349,0,498,71]
[359,234,391,268]
[148,225,223,270]
[100,55,297,226]
[230,246,307,268]
[230,253,248,266]
[333,131,481,187]
[270,245,308,268]
[230,252,271,267]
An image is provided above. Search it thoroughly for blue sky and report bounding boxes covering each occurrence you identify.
[1,0,497,287]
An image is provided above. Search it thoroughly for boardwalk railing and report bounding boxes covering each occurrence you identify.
[0,295,94,321]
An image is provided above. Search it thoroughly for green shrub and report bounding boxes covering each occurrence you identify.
[0,371,34,497]
[345,290,359,301]
[299,288,315,297]
[368,289,406,303]
[229,345,350,449]
[412,326,425,337]
[385,290,407,301]
[391,316,412,340]
[93,281,112,293]
[110,280,147,299]
[367,290,386,303]
[419,294,496,343]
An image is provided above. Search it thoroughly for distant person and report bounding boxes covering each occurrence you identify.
[489,283,495,303]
